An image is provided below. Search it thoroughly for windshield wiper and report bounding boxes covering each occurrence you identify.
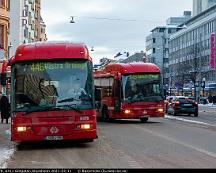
[24,107,64,115]
[58,97,80,103]
[57,105,81,113]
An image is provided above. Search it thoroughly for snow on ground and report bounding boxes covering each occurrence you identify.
[0,129,15,168]
[0,148,15,168]
[165,115,216,127]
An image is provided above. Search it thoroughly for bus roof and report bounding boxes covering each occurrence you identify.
[12,42,91,64]
[94,63,160,76]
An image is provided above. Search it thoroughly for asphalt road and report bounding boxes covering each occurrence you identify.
[5,111,216,169]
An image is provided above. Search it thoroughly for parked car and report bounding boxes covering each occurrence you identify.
[186,96,195,101]
[167,96,198,117]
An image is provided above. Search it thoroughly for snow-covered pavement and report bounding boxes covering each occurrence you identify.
[0,124,15,169]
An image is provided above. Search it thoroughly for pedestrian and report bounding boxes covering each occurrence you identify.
[0,93,10,124]
[208,93,213,103]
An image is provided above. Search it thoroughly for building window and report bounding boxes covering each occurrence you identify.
[0,25,4,49]
[0,0,5,7]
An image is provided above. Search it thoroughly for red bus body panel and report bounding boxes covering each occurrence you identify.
[11,110,97,142]
[11,42,97,142]
[11,41,92,64]
[94,63,164,120]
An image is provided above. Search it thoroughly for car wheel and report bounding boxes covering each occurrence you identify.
[194,112,198,117]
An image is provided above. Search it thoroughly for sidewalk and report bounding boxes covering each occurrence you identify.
[0,120,15,168]
[199,104,216,115]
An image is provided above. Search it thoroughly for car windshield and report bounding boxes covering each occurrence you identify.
[122,73,163,102]
[11,60,94,112]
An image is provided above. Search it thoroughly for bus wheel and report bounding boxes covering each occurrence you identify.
[140,117,148,122]
[102,107,109,122]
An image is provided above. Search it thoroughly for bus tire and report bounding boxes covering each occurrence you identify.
[140,117,148,122]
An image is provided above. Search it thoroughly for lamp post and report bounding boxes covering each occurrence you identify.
[8,42,13,59]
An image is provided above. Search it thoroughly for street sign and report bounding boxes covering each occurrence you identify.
[210,33,215,70]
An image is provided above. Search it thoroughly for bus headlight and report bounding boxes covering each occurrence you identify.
[77,124,92,130]
[17,127,27,132]
[124,110,131,114]
[158,108,164,112]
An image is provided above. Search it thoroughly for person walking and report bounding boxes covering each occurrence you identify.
[0,93,10,124]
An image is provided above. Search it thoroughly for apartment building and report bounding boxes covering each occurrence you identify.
[9,0,47,57]
[146,11,191,86]
[0,0,10,60]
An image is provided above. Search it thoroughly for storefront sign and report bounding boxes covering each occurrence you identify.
[210,33,215,70]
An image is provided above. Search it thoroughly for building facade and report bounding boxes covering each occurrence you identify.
[146,11,191,87]
[9,0,47,57]
[193,0,216,16]
[169,5,216,99]
[0,0,10,60]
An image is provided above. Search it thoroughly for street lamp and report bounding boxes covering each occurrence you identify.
[70,16,75,23]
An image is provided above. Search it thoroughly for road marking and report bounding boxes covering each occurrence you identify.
[117,149,142,168]
[132,125,216,159]
[165,115,216,127]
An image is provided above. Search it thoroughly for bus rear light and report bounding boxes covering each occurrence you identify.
[124,110,131,114]
[80,116,90,121]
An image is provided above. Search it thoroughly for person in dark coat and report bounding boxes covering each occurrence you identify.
[0,93,10,124]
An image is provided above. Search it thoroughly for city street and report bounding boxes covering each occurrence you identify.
[1,107,216,169]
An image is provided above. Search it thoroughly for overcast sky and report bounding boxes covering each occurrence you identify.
[41,0,192,64]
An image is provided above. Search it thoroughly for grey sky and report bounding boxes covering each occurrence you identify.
[41,0,192,64]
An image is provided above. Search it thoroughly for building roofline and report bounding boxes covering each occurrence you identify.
[179,4,216,27]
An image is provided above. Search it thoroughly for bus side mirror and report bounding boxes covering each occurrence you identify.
[0,73,7,86]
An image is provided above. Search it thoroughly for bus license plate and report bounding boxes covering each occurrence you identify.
[45,136,63,140]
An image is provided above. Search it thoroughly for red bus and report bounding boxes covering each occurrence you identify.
[9,42,97,142]
[94,63,164,122]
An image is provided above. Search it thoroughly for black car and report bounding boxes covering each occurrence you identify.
[167,96,198,117]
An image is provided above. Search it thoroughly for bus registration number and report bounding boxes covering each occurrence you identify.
[45,136,63,140]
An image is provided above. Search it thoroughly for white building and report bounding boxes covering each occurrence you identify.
[9,0,46,57]
[193,0,216,16]
[169,4,216,99]
[146,11,191,86]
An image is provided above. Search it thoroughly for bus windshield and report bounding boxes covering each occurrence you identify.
[12,60,94,112]
[122,73,163,102]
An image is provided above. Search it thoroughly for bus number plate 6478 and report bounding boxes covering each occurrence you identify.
[45,136,64,140]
